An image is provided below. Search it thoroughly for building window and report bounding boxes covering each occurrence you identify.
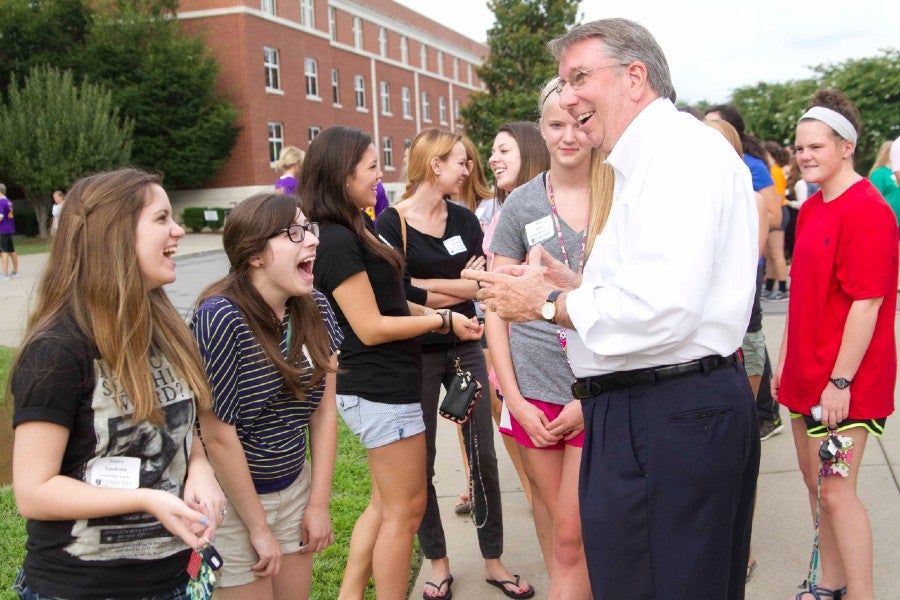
[378,27,387,57]
[305,58,319,97]
[300,0,314,28]
[308,126,321,142]
[400,36,408,64]
[268,122,283,163]
[380,81,391,115]
[401,86,411,118]
[420,44,427,70]
[467,63,473,85]
[422,91,431,122]
[329,7,336,40]
[383,136,393,168]
[352,16,362,49]
[264,47,280,91]
[453,57,459,81]
[261,0,275,16]
[454,99,461,121]
[439,96,447,124]
[354,75,366,109]
[437,50,444,76]
[331,69,340,105]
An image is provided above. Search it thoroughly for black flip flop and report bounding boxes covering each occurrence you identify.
[423,574,454,600]
[485,574,535,599]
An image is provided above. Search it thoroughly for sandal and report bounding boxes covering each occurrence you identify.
[423,575,454,599]
[746,558,757,583]
[454,493,472,515]
[485,574,535,599]
[794,584,848,600]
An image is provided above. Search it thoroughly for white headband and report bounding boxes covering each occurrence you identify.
[799,106,858,144]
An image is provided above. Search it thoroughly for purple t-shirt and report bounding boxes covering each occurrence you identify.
[0,197,14,234]
[275,175,298,195]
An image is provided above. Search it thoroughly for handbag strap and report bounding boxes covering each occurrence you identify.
[392,206,407,254]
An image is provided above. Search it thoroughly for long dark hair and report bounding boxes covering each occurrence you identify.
[494,121,549,206]
[197,193,333,398]
[705,103,768,163]
[301,126,404,275]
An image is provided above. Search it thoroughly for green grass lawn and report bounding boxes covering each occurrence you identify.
[0,346,420,599]
[10,235,49,256]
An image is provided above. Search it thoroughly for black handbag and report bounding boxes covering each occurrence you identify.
[438,322,482,424]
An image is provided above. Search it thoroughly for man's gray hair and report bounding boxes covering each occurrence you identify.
[548,18,676,102]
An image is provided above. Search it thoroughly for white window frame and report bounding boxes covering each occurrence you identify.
[467,63,473,85]
[308,126,321,142]
[300,0,314,28]
[380,81,391,115]
[420,44,427,70]
[305,57,319,98]
[439,96,447,125]
[268,122,284,164]
[382,136,394,169]
[401,86,411,119]
[264,46,281,92]
[328,6,336,40]
[261,0,275,16]
[354,74,366,110]
[422,91,431,122]
[331,69,340,106]
[400,36,408,64]
[378,26,387,57]
[352,16,362,49]
[437,50,444,76]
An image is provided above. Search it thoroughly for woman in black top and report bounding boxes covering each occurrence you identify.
[303,126,481,599]
[376,129,534,599]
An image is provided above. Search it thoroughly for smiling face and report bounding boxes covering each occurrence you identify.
[434,141,469,196]
[794,120,854,186]
[134,184,185,291]
[346,144,383,210]
[489,132,522,193]
[253,208,318,305]
[557,37,632,153]
[541,93,591,170]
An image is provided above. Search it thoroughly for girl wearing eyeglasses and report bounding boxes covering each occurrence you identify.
[191,193,343,600]
[303,126,482,599]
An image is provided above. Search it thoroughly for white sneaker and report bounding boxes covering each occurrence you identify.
[9,271,20,279]
[0,274,9,281]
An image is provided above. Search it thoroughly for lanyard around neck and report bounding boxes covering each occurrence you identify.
[545,172,588,274]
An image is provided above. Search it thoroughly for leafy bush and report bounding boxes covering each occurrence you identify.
[181,207,226,233]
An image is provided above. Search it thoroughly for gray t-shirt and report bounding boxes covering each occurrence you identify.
[490,173,586,405]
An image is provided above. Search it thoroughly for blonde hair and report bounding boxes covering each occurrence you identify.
[457,135,492,211]
[402,129,462,200]
[275,146,305,172]
[586,151,614,258]
[11,168,212,423]
[705,119,743,156]
[869,140,893,176]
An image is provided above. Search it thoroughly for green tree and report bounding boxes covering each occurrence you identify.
[0,65,132,237]
[731,79,819,146]
[75,8,240,189]
[460,0,580,159]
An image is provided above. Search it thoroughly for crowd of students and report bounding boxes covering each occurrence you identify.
[6,16,898,600]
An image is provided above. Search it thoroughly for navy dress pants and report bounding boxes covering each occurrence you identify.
[579,363,760,600]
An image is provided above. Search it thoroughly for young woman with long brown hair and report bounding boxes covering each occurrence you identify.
[10,168,225,599]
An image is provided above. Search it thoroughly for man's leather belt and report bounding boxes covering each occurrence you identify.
[571,352,742,400]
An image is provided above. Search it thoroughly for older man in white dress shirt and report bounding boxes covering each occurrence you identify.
[464,18,760,600]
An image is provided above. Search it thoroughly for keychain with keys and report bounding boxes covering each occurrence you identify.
[818,430,854,478]
[186,539,223,600]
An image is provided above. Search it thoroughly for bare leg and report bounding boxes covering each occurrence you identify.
[519,446,562,573]
[273,552,313,600]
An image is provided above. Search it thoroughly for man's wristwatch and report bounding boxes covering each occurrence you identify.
[829,376,853,390]
[541,290,562,323]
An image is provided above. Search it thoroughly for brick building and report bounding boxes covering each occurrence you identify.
[172,0,487,210]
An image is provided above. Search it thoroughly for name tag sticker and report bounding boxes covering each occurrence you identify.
[443,236,467,255]
[90,456,141,489]
[525,216,554,246]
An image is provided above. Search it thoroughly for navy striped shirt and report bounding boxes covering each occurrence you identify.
[191,291,342,493]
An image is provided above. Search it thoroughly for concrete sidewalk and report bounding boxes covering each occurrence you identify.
[2,235,897,599]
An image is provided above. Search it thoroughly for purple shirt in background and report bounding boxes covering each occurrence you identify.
[275,175,299,195]
[0,197,15,234]
[374,182,389,217]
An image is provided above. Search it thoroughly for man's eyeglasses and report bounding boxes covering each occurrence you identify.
[272,222,319,243]
[554,63,629,95]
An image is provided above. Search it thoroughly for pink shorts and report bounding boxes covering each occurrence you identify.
[504,396,585,450]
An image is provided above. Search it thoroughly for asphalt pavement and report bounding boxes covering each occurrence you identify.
[1,233,897,599]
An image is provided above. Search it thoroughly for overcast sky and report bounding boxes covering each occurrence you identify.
[393,0,898,104]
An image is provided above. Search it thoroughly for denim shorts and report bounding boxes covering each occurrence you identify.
[13,568,189,599]
[336,394,425,449]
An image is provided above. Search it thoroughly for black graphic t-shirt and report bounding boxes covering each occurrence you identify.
[12,318,195,599]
